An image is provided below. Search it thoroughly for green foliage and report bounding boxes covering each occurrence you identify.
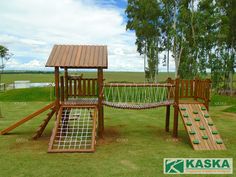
[126,0,236,87]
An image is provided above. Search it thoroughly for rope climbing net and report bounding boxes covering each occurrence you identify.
[102,83,175,109]
[48,106,97,152]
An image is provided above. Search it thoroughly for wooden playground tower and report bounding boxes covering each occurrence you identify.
[0,44,226,152]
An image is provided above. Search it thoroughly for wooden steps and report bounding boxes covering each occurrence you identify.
[0,102,55,135]
[179,103,226,150]
[32,109,55,140]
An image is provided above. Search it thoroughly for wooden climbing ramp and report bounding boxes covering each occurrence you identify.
[48,106,97,153]
[179,103,226,150]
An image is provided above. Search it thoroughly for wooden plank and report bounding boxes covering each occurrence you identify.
[83,79,86,96]
[74,79,77,98]
[69,79,72,96]
[78,78,82,96]
[60,76,64,102]
[185,80,189,97]
[179,103,226,150]
[0,102,55,135]
[87,79,91,96]
[64,68,68,100]
[48,107,63,151]
[190,80,193,97]
[92,79,96,96]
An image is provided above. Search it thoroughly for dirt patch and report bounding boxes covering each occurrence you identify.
[97,125,123,145]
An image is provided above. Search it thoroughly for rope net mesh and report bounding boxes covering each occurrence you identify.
[49,107,97,152]
[103,83,175,109]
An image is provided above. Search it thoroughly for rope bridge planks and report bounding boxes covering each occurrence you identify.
[48,106,97,153]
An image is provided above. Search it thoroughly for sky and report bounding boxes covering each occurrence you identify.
[0,0,175,71]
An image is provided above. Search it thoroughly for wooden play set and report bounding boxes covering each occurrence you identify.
[0,45,226,152]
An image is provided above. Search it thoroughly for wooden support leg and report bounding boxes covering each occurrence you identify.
[98,106,104,138]
[165,105,170,132]
[173,105,179,138]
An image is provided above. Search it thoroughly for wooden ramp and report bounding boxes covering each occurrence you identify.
[48,106,97,153]
[0,102,55,135]
[179,103,226,150]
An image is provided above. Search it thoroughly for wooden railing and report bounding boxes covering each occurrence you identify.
[167,77,211,109]
[60,75,98,101]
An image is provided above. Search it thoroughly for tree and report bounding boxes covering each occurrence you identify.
[0,45,12,83]
[126,0,162,82]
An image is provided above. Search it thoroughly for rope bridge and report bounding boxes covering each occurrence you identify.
[102,83,175,109]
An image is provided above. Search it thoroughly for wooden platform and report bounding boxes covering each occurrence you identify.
[179,103,226,150]
[48,105,97,153]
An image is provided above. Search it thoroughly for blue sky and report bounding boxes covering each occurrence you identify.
[0,0,175,71]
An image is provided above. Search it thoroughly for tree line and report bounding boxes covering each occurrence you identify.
[126,0,235,88]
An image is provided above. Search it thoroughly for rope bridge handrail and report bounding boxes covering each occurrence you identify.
[104,83,175,87]
[102,83,175,109]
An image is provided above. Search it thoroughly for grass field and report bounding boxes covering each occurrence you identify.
[0,72,235,177]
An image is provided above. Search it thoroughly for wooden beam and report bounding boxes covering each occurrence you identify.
[165,105,170,132]
[173,78,179,138]
[55,67,60,113]
[60,76,64,102]
[64,67,68,100]
[97,68,104,137]
[0,102,55,135]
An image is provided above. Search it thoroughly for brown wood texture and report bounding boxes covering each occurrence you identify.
[46,45,108,68]
[64,68,68,100]
[60,76,64,102]
[55,67,60,113]
[97,68,104,137]
[173,78,179,138]
[0,102,55,135]
[66,77,97,97]
[179,103,226,150]
[165,105,170,132]
[32,109,55,140]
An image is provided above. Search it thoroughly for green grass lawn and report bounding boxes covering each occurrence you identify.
[0,72,235,177]
[1,72,175,84]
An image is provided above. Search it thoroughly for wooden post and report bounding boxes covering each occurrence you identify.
[205,79,211,111]
[173,77,179,138]
[165,77,172,132]
[165,105,170,132]
[194,77,198,101]
[60,76,64,102]
[97,68,104,137]
[64,67,68,100]
[55,67,60,114]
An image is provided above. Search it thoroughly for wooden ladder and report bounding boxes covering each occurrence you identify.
[32,108,55,140]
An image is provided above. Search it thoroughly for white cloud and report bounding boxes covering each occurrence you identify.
[0,0,175,72]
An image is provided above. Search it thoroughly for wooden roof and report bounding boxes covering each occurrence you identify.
[45,45,108,68]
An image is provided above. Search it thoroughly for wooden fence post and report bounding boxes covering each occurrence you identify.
[173,77,179,138]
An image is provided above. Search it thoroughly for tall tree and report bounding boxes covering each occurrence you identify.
[0,45,12,83]
[126,0,162,82]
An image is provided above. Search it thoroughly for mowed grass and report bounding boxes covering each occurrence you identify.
[0,72,235,177]
[1,72,175,84]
